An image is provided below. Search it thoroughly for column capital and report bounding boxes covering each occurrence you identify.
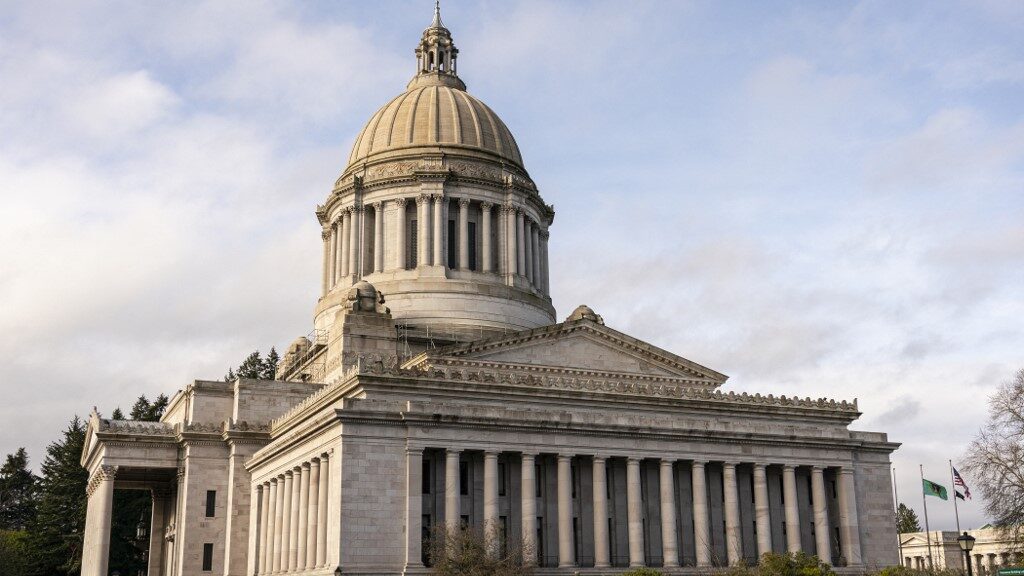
[432,194,443,203]
[811,465,825,472]
[321,228,331,241]
[782,464,797,472]
[285,469,294,477]
[626,456,641,465]
[520,451,537,459]
[405,446,423,455]
[446,447,461,456]
[302,461,311,470]
[660,458,675,468]
[458,197,470,208]
[372,201,383,210]
[691,460,707,469]
[540,229,550,240]
[723,462,737,470]
[480,201,493,211]
[483,450,499,459]
[591,455,607,463]
[416,194,429,205]
[557,453,573,463]
[502,202,517,215]
[269,476,279,485]
[394,197,408,207]
[840,467,855,476]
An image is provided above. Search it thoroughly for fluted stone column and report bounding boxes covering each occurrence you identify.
[284,470,297,570]
[82,465,116,576]
[754,464,772,557]
[395,198,407,270]
[531,224,541,288]
[557,454,575,567]
[417,195,429,267]
[458,198,470,270]
[524,220,534,284]
[723,463,743,565]
[505,205,517,275]
[811,466,831,564]
[592,456,610,568]
[445,449,461,532]
[521,453,537,565]
[516,210,526,276]
[349,206,361,276]
[481,202,493,272]
[783,465,801,553]
[540,230,550,295]
[373,202,384,273]
[659,460,680,567]
[433,195,444,268]
[322,228,332,295]
[692,461,712,567]
[406,448,424,569]
[306,459,320,569]
[259,482,271,574]
[340,211,350,281]
[316,454,329,567]
[626,457,644,567]
[484,451,499,558]
[297,463,310,569]
[273,475,285,572]
[838,468,861,565]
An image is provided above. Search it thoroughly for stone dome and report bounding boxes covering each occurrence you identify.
[346,81,524,171]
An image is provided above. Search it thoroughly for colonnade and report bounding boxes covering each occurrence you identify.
[321,195,549,296]
[254,453,330,575]
[410,449,862,569]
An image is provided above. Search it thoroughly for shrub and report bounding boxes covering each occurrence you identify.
[622,568,665,576]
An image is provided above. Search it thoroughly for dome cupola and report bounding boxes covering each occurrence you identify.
[313,3,555,350]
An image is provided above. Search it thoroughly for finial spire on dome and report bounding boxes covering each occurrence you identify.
[431,0,443,28]
[410,0,464,90]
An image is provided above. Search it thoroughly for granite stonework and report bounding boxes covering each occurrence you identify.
[79,6,900,576]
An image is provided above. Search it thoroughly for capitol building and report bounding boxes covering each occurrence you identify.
[80,7,900,576]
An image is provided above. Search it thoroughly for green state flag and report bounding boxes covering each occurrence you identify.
[923,479,948,500]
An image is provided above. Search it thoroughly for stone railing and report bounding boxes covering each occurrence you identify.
[101,419,175,436]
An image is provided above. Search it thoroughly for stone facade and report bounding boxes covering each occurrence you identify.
[78,5,900,576]
[900,528,1022,574]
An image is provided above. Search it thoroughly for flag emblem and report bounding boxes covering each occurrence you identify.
[952,466,972,500]
[923,478,948,501]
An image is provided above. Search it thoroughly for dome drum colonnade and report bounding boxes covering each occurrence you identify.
[398,448,863,570]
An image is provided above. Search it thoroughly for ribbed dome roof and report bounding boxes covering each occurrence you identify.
[347,82,524,170]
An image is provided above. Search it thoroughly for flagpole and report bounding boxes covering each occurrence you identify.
[893,467,904,563]
[920,464,934,570]
[949,460,962,532]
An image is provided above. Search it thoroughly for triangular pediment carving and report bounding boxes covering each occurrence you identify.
[415,318,727,385]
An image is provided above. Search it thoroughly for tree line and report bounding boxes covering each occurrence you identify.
[0,349,277,576]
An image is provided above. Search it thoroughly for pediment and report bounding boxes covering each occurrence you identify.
[418,318,727,384]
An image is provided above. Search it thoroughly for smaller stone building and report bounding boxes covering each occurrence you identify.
[900,528,1022,574]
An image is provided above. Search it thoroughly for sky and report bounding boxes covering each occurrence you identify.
[1,0,1022,532]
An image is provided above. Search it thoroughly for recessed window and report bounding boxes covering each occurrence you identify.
[468,221,477,271]
[202,543,213,571]
[422,460,431,494]
[459,461,468,495]
[410,220,418,268]
[535,463,543,497]
[447,219,457,268]
[205,491,216,518]
[498,462,507,496]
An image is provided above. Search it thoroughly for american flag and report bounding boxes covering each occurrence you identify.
[953,466,972,499]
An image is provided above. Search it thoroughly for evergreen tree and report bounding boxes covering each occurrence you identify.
[0,529,31,576]
[261,347,280,380]
[236,350,264,378]
[224,367,236,382]
[111,407,124,420]
[27,417,87,576]
[896,503,922,533]
[0,447,37,531]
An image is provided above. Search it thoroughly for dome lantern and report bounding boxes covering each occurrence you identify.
[411,1,464,91]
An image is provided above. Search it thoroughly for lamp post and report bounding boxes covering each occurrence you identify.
[958,531,976,576]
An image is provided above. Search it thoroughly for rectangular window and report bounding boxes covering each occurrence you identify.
[410,220,418,268]
[202,543,213,571]
[535,463,543,497]
[573,517,580,563]
[782,521,787,536]
[448,219,457,268]
[831,480,837,499]
[781,486,785,504]
[751,475,756,503]
[468,221,477,271]
[460,514,469,529]
[422,515,432,566]
[606,467,612,500]
[498,462,507,496]
[460,461,469,496]
[205,490,216,518]
[537,521,544,562]
[808,477,813,504]
[571,462,577,498]
[422,460,431,494]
